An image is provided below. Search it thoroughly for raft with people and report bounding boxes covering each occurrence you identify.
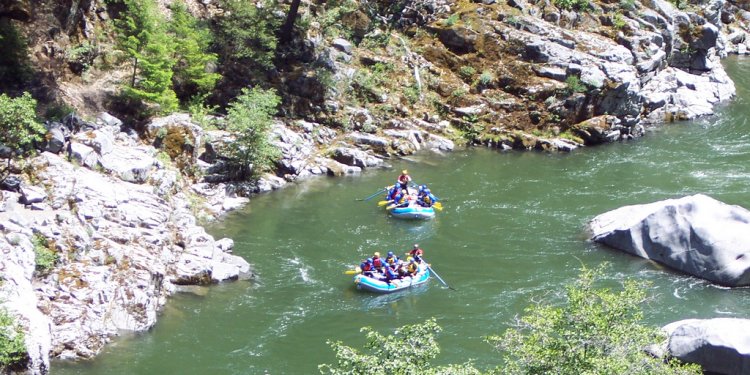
[377,170,442,220]
[351,246,432,293]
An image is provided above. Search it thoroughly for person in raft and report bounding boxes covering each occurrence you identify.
[407,244,424,262]
[372,252,385,271]
[417,185,438,207]
[397,169,412,190]
[359,258,374,277]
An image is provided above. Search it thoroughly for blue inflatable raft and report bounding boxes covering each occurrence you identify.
[354,264,431,293]
[389,204,436,220]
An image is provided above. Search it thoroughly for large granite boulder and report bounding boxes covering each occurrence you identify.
[663,318,750,375]
[588,194,750,286]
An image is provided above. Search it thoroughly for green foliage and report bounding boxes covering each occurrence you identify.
[445,13,460,26]
[478,71,494,86]
[565,76,587,94]
[319,0,358,39]
[0,20,33,93]
[459,66,476,81]
[319,318,482,374]
[215,0,280,90]
[188,95,219,129]
[553,0,591,11]
[0,308,27,368]
[112,0,178,113]
[66,41,99,75]
[488,264,702,375]
[612,13,627,30]
[0,92,45,161]
[225,87,281,178]
[403,83,421,105]
[168,1,220,104]
[32,234,58,275]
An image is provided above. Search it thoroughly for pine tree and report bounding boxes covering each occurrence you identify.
[168,1,220,104]
[113,0,178,113]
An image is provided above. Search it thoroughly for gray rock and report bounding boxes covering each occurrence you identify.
[332,147,382,168]
[98,147,155,184]
[589,194,750,286]
[68,142,98,168]
[347,132,390,151]
[332,38,353,54]
[96,112,123,128]
[45,124,67,154]
[19,184,46,204]
[534,65,567,81]
[663,318,750,375]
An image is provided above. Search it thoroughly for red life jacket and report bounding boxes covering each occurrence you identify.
[373,258,383,267]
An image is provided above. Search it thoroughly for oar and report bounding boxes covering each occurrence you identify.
[377,200,391,207]
[345,267,362,275]
[356,189,385,201]
[425,261,455,290]
[433,202,443,211]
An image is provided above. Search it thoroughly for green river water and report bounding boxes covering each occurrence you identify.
[56,56,750,374]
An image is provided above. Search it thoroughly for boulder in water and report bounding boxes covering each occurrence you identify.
[662,318,750,375]
[588,194,750,287]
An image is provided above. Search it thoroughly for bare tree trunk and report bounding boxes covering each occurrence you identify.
[280,0,301,44]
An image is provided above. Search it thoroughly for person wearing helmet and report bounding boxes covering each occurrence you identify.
[386,185,400,201]
[384,264,399,283]
[406,258,418,276]
[372,252,384,271]
[397,169,412,190]
[407,244,424,262]
[359,258,374,276]
[385,251,399,265]
[417,185,439,208]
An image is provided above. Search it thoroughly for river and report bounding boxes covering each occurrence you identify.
[55,56,750,374]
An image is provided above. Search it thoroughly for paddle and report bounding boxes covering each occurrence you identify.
[345,267,362,275]
[433,202,443,211]
[377,200,392,207]
[424,261,455,291]
[357,189,385,201]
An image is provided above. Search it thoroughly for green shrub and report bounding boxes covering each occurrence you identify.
[553,0,591,11]
[445,13,460,26]
[489,264,702,375]
[613,12,627,30]
[32,234,58,275]
[0,92,45,164]
[459,66,476,80]
[224,87,281,179]
[319,318,481,374]
[565,75,587,94]
[478,70,494,86]
[0,308,27,368]
[66,41,99,74]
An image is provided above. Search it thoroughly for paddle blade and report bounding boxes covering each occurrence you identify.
[433,202,443,211]
[344,270,358,275]
[377,200,390,206]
